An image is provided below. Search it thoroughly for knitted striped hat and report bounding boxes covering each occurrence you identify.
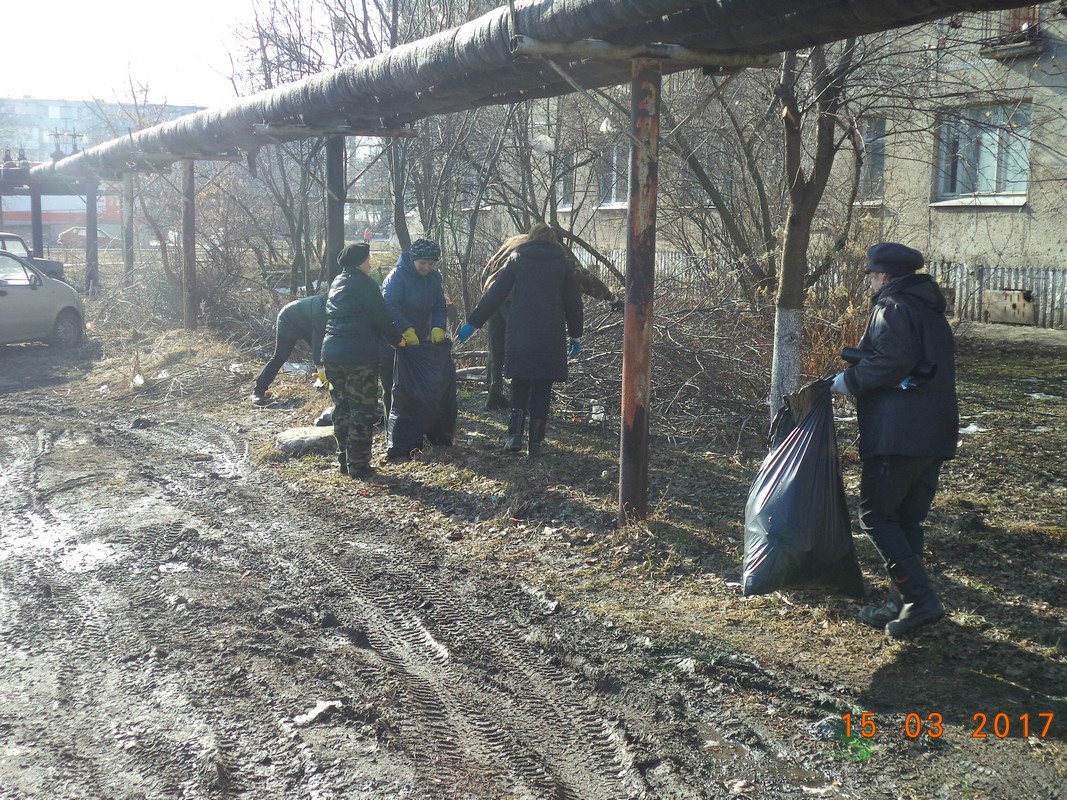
[410,238,441,261]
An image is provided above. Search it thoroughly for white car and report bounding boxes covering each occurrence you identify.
[0,251,85,346]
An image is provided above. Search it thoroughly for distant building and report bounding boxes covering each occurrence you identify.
[0,95,201,243]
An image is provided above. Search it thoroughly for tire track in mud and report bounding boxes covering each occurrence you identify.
[274,523,637,800]
[3,400,757,798]
[78,418,376,798]
[122,413,643,796]
[0,412,338,798]
[126,412,641,797]
[0,421,193,797]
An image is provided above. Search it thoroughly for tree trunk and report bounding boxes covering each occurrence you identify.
[769,222,811,415]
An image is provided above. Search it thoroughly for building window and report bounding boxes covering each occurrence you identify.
[557,152,575,210]
[936,104,1030,199]
[599,142,628,207]
[857,117,886,202]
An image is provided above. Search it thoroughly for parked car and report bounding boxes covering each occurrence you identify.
[0,231,66,281]
[58,227,121,249]
[0,251,85,347]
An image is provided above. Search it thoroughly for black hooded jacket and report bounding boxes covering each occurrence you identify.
[842,273,959,460]
[467,239,583,381]
[321,268,402,366]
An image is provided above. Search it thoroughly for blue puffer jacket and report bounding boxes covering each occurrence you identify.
[321,268,402,366]
[843,273,958,460]
[381,252,448,341]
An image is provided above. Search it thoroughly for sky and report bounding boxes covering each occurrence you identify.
[1,0,254,108]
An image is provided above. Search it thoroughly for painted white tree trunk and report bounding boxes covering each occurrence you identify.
[769,306,804,420]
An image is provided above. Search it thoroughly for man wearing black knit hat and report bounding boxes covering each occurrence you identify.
[832,242,959,637]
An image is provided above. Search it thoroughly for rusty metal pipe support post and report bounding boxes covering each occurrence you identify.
[181,160,198,330]
[618,59,661,526]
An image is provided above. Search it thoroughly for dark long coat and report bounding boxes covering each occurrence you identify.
[467,239,583,381]
[842,273,959,460]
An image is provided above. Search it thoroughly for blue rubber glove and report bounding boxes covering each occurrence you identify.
[568,337,581,359]
[830,372,849,395]
[456,322,476,344]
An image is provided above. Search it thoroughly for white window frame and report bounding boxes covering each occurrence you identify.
[935,104,1030,202]
[856,117,886,203]
[556,152,575,211]
[598,142,628,208]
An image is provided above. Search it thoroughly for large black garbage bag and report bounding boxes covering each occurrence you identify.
[387,342,457,459]
[742,378,866,597]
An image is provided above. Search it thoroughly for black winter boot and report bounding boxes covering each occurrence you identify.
[884,557,944,637]
[858,577,903,630]
[527,418,547,458]
[486,387,508,410]
[504,409,526,452]
[337,450,349,476]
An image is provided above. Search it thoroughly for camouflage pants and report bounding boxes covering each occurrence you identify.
[324,362,378,468]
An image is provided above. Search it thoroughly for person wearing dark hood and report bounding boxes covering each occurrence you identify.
[831,242,959,637]
[379,238,449,419]
[456,222,583,457]
[250,262,340,406]
[321,243,405,478]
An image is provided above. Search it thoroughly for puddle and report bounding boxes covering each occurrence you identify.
[158,562,191,574]
[58,540,118,573]
[0,511,70,560]
[697,721,832,793]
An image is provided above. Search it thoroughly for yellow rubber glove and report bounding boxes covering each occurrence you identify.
[430,327,446,344]
[316,367,327,385]
[401,327,420,346]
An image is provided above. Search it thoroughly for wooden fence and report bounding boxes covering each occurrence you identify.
[925,259,1067,330]
[579,250,1067,330]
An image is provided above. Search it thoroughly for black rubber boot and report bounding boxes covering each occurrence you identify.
[348,462,375,478]
[504,409,526,452]
[348,428,373,477]
[884,557,945,638]
[527,418,546,458]
[337,450,349,476]
[858,577,903,630]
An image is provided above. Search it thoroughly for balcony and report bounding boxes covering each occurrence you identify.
[978,6,1044,60]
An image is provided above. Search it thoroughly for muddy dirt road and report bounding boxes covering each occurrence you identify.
[0,369,829,799]
[1,326,1064,799]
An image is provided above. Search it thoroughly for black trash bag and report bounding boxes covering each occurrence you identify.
[387,342,458,459]
[742,378,866,598]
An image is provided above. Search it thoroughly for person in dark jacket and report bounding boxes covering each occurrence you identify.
[479,229,619,410]
[457,222,583,456]
[832,242,959,637]
[378,238,449,419]
[251,262,340,406]
[321,243,405,478]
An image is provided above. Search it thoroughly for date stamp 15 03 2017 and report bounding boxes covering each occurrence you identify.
[841,711,1056,740]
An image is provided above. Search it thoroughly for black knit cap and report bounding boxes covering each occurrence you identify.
[338,242,370,269]
[410,238,441,261]
[866,242,924,277]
